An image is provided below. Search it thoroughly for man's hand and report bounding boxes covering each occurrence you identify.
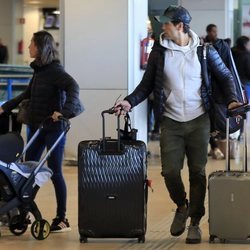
[228,101,242,110]
[52,111,63,122]
[114,100,131,115]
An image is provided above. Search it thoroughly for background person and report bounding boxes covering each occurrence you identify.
[0,38,8,64]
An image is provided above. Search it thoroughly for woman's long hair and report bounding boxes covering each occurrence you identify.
[33,30,59,66]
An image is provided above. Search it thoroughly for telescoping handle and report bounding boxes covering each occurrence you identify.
[226,104,250,172]
[101,107,121,153]
[227,104,250,118]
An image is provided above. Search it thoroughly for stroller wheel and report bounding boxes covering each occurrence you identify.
[9,215,28,236]
[31,219,50,240]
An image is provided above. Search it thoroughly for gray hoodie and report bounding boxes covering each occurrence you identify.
[160,29,205,122]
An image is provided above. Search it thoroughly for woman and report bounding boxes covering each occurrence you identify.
[0,30,83,232]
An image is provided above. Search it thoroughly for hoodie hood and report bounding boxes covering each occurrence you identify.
[159,29,200,52]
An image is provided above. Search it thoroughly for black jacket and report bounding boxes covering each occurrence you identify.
[125,41,238,122]
[204,39,244,104]
[0,44,8,64]
[231,47,250,86]
[2,60,82,129]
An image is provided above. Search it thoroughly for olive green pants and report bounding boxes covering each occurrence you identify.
[160,113,210,219]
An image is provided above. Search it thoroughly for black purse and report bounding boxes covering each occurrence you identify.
[16,99,31,124]
[120,113,138,141]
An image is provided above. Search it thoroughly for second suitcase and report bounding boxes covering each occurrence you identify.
[208,105,250,242]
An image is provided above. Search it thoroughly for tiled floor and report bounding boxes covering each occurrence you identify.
[1,139,250,249]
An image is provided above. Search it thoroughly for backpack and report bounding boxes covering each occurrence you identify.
[200,41,246,134]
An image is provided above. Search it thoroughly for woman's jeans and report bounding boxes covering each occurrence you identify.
[160,113,210,220]
[25,127,67,220]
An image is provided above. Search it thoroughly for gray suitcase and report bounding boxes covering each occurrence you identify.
[208,105,250,243]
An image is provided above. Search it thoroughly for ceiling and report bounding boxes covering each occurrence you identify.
[23,0,59,8]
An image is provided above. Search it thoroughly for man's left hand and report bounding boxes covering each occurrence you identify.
[228,101,242,110]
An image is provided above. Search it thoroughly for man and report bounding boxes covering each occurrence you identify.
[205,24,245,146]
[0,38,8,64]
[204,24,218,44]
[204,24,226,159]
[115,5,240,244]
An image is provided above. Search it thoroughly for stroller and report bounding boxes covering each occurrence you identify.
[0,117,70,240]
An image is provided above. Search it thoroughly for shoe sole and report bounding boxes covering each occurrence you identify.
[186,238,201,244]
[170,227,186,237]
[50,227,72,233]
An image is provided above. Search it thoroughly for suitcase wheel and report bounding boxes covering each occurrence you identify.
[220,238,227,244]
[209,235,216,243]
[138,235,145,243]
[80,236,88,243]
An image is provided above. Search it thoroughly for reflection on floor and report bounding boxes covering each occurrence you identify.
[0,139,250,250]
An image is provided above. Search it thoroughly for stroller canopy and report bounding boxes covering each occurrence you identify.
[0,161,53,187]
[10,162,53,187]
[0,132,24,163]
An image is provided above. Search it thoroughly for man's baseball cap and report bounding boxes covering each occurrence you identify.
[154,5,192,24]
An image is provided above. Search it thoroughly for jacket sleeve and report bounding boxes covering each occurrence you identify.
[125,50,159,107]
[53,72,83,118]
[207,45,238,105]
[1,81,32,113]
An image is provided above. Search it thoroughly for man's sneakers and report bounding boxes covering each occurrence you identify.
[170,202,202,244]
[170,200,189,236]
[186,222,202,244]
[50,217,71,233]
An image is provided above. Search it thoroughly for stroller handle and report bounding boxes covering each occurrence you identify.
[16,116,71,162]
[39,116,71,132]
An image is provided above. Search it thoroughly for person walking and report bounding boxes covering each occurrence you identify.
[0,30,83,232]
[115,5,240,244]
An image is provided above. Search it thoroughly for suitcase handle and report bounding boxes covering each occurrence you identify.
[226,104,250,172]
[227,104,250,117]
[101,108,122,154]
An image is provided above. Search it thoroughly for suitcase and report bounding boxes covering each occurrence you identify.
[0,112,22,135]
[78,108,148,243]
[208,105,250,243]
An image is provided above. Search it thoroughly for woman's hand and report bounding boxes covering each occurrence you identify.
[114,100,131,115]
[52,111,63,122]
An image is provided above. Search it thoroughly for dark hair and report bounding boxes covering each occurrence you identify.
[172,21,190,34]
[33,30,59,66]
[236,36,250,51]
[206,24,217,33]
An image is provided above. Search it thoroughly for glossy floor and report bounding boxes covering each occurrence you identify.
[1,139,250,249]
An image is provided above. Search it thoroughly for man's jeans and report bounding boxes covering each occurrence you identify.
[160,113,210,219]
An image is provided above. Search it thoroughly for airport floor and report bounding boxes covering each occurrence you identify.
[1,138,250,249]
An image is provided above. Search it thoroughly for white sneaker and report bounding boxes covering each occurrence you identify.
[212,148,224,160]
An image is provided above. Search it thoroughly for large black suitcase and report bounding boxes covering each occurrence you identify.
[78,109,148,243]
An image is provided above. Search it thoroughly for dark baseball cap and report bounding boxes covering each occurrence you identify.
[154,5,192,24]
